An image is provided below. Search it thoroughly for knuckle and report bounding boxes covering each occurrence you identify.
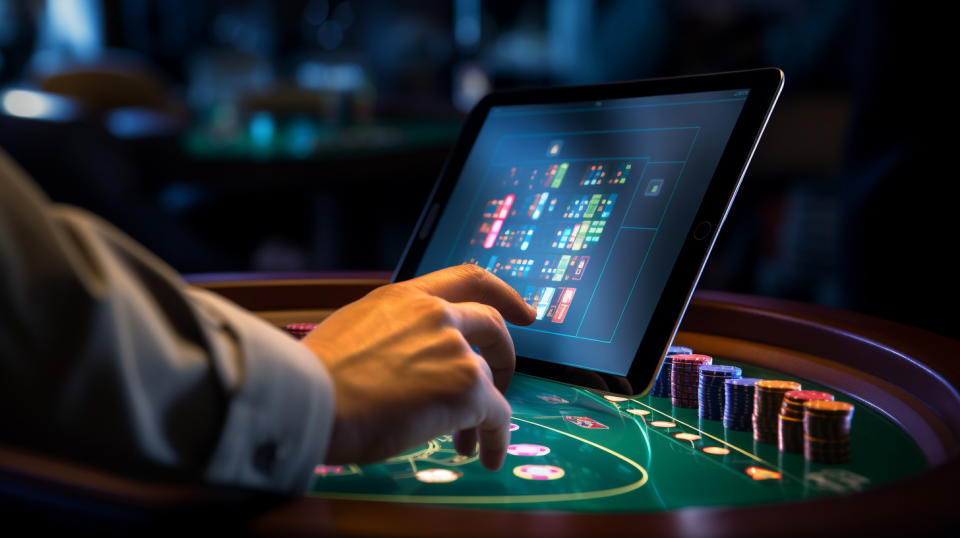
[419,298,454,326]
[368,283,403,299]
[437,357,483,404]
[458,263,489,283]
[438,326,471,353]
[481,303,506,328]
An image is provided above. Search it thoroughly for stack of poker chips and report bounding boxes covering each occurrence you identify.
[697,365,742,420]
[804,400,854,463]
[651,346,693,398]
[723,378,761,431]
[670,354,713,408]
[752,380,801,443]
[285,322,318,340]
[778,390,834,453]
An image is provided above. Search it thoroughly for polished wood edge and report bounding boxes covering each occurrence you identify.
[250,466,960,537]
[3,439,958,536]
[190,278,390,310]
[0,443,244,506]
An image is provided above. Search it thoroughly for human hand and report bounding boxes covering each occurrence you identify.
[302,264,536,471]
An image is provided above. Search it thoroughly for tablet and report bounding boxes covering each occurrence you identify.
[394,68,783,395]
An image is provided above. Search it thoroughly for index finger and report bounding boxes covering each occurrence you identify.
[404,264,536,326]
[475,383,512,471]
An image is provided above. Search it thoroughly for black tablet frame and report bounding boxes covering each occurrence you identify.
[393,68,784,395]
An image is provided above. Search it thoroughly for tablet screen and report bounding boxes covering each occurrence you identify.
[414,89,749,376]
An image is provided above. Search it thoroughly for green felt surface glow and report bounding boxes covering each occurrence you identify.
[308,360,926,512]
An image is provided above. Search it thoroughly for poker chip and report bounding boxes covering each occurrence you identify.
[507,444,551,457]
[803,400,854,464]
[514,464,565,481]
[752,380,801,443]
[697,365,742,420]
[651,346,692,398]
[778,390,834,453]
[284,322,318,339]
[723,378,759,431]
[670,354,713,408]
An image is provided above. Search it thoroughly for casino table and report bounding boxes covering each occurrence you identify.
[3,273,960,536]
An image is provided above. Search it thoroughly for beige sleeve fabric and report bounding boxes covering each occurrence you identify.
[0,149,333,492]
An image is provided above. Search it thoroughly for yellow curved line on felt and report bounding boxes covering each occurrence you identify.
[628,400,803,483]
[385,438,441,464]
[309,417,649,505]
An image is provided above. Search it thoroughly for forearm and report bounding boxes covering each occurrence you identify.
[0,150,332,492]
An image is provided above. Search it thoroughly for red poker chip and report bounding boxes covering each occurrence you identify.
[784,390,834,402]
[285,322,318,339]
[286,322,318,331]
[671,354,713,364]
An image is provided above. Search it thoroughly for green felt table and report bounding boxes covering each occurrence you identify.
[308,364,923,512]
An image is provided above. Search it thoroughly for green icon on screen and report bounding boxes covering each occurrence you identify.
[645,179,665,197]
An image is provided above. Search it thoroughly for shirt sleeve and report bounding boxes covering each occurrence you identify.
[0,149,334,493]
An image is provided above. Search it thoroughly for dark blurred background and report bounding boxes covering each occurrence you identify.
[0,0,954,339]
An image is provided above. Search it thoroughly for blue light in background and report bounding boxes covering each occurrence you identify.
[39,0,104,65]
[296,61,365,91]
[105,107,181,139]
[287,116,318,158]
[249,111,275,149]
[454,0,481,49]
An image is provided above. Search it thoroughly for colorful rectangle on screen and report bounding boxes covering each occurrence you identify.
[551,287,576,323]
[483,219,504,248]
[535,287,556,320]
[551,162,569,188]
[551,255,572,282]
[568,255,589,280]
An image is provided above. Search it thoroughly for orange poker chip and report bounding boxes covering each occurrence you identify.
[756,380,801,391]
[674,433,701,441]
[702,446,731,455]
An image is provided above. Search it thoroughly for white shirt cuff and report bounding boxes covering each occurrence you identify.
[189,289,334,492]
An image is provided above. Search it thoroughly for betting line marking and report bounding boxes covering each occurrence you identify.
[619,398,805,484]
[582,389,802,484]
[309,416,649,505]
[584,394,770,487]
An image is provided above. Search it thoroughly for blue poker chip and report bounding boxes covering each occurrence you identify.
[725,377,761,387]
[667,346,693,356]
[700,365,742,375]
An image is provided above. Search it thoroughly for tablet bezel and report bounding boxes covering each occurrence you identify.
[393,68,784,395]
